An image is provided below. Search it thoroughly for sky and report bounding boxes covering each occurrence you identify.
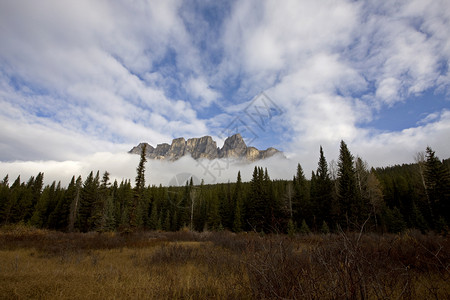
[1,0,450,186]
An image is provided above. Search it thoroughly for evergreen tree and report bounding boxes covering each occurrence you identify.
[163,210,171,231]
[233,171,244,232]
[24,172,43,222]
[287,218,296,237]
[95,171,115,232]
[424,146,450,228]
[76,171,100,232]
[320,221,330,234]
[337,141,358,229]
[293,164,310,226]
[131,144,147,229]
[49,176,77,230]
[246,167,265,231]
[117,180,133,230]
[299,219,310,234]
[207,192,221,230]
[314,147,333,230]
[149,200,159,230]
[30,181,58,228]
[0,175,10,224]
[219,181,234,230]
[67,176,82,232]
[3,176,21,224]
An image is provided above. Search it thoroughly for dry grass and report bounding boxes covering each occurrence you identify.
[0,226,250,299]
[0,225,449,299]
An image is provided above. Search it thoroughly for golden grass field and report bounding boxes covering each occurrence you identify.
[0,225,449,299]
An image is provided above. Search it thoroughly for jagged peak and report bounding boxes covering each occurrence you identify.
[129,134,282,161]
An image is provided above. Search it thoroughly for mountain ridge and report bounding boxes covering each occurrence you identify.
[129,133,282,161]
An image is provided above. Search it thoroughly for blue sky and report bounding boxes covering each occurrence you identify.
[1,0,450,185]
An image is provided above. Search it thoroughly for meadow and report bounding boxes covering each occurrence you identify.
[0,225,449,299]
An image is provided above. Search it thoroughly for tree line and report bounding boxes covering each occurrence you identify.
[0,141,449,234]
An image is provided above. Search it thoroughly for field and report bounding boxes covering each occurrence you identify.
[0,226,449,299]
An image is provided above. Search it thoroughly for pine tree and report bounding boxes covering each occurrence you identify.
[320,221,330,234]
[287,218,296,237]
[68,176,82,232]
[337,141,358,229]
[149,200,159,230]
[130,144,147,229]
[95,171,115,232]
[117,180,133,230]
[314,147,333,230]
[30,181,57,228]
[299,219,310,234]
[246,167,266,232]
[207,192,221,230]
[24,172,43,222]
[424,146,450,228]
[49,176,76,230]
[0,175,10,224]
[3,176,20,224]
[163,210,171,231]
[293,164,310,226]
[233,171,244,232]
[76,171,100,232]
[14,176,33,224]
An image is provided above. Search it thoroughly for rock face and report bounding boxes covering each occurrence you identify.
[129,134,283,161]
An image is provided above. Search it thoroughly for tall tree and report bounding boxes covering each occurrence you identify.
[246,167,265,231]
[76,171,100,232]
[0,175,10,224]
[30,181,59,228]
[68,176,82,232]
[424,146,450,229]
[293,163,311,229]
[96,171,115,231]
[233,171,244,232]
[314,147,333,230]
[24,172,44,222]
[337,141,358,229]
[130,144,147,229]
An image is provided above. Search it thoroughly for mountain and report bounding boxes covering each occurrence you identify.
[129,134,283,161]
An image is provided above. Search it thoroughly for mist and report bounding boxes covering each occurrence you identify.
[0,152,297,187]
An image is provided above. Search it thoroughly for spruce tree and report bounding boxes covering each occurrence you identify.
[233,171,244,232]
[293,163,310,226]
[24,172,43,222]
[68,176,82,232]
[76,171,100,232]
[314,147,333,230]
[247,167,265,232]
[337,141,358,229]
[49,176,76,230]
[131,144,147,229]
[424,146,450,228]
[0,175,10,224]
[30,181,57,228]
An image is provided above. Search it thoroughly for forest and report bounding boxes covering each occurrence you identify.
[1,140,449,235]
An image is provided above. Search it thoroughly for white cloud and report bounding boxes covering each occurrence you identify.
[375,78,402,104]
[353,109,450,168]
[0,0,449,183]
[417,112,440,125]
[185,76,220,107]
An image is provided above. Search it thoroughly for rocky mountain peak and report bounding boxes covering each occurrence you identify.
[220,133,247,158]
[129,134,282,161]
